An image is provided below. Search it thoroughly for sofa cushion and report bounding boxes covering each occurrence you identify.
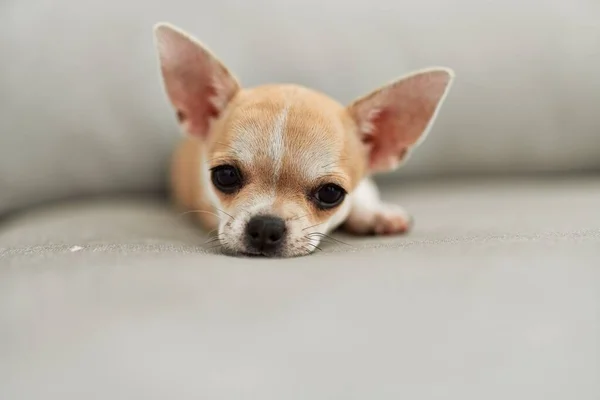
[1,178,599,399]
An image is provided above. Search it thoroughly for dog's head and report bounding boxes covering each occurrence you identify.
[154,23,454,257]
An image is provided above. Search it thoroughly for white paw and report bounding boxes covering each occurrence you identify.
[344,204,413,236]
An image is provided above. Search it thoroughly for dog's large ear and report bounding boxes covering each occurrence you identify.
[347,68,454,173]
[153,23,240,139]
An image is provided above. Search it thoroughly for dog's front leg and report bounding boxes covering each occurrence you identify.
[343,178,412,235]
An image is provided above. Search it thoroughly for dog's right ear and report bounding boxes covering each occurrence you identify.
[153,23,240,139]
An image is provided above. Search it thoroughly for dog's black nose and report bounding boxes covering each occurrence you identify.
[245,215,287,254]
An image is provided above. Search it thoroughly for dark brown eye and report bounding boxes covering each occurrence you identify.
[314,184,346,209]
[211,165,243,193]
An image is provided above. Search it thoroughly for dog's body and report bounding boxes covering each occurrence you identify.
[154,23,454,257]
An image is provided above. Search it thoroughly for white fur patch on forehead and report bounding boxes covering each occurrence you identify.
[269,105,289,181]
[226,85,345,183]
[227,101,289,168]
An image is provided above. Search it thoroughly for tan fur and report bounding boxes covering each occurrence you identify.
[155,22,454,257]
[170,137,218,229]
[171,84,367,234]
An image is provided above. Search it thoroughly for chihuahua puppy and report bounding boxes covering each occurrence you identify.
[153,23,454,257]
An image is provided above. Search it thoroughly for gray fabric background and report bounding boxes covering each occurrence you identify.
[1,177,599,399]
[1,1,600,398]
[1,0,600,215]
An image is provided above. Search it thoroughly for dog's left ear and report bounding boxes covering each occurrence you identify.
[153,23,240,139]
[347,68,454,173]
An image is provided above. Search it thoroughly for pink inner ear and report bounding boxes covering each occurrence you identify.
[156,25,238,138]
[352,70,452,172]
[166,72,221,135]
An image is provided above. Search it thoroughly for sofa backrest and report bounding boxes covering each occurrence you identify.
[1,0,599,215]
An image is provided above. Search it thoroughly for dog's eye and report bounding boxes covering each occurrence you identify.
[314,184,346,209]
[211,165,243,193]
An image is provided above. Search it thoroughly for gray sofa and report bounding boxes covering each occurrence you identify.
[1,0,599,399]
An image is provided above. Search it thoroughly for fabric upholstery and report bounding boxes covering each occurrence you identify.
[2,0,600,215]
[1,178,599,399]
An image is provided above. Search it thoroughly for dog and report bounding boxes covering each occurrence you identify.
[153,23,454,257]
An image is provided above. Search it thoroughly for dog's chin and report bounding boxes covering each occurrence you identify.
[240,249,287,258]
[223,247,313,258]
[240,251,269,258]
[215,236,317,258]
[218,247,282,258]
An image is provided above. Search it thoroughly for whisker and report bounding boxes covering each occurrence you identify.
[180,208,235,222]
[288,213,309,221]
[214,207,235,220]
[307,233,352,247]
[306,243,323,252]
[302,222,326,231]
[305,236,337,247]
[205,228,218,238]
[204,236,223,245]
[204,232,224,238]
[306,236,332,244]
[205,243,224,251]
[179,209,222,220]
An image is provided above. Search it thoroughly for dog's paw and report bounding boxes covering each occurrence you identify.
[344,204,413,236]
